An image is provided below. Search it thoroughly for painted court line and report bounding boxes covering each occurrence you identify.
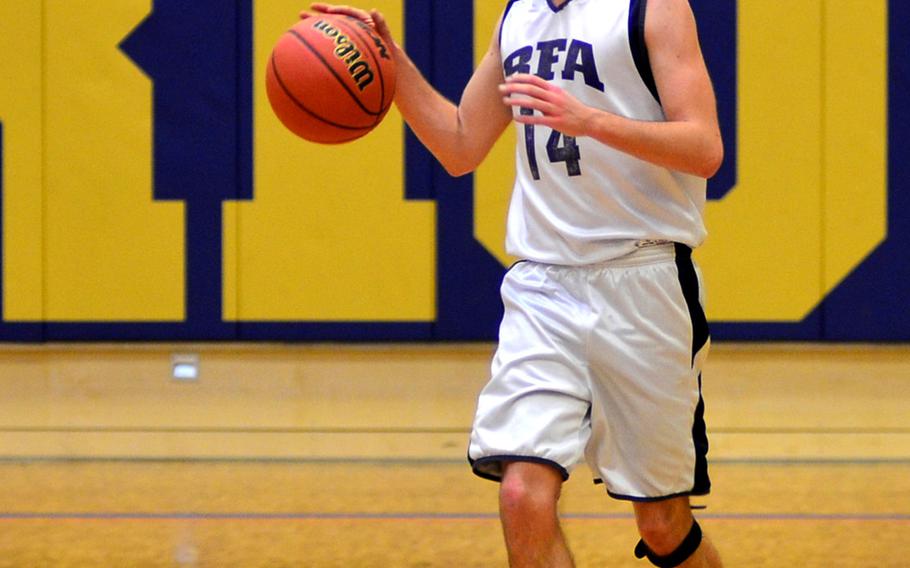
[1,512,908,522]
[2,457,909,465]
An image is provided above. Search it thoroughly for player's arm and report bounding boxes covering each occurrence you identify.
[391,20,514,177]
[500,0,723,179]
[310,4,513,177]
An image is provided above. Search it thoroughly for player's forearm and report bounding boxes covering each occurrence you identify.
[585,110,723,179]
[388,45,482,176]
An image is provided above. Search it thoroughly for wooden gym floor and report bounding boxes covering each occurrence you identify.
[0,343,908,567]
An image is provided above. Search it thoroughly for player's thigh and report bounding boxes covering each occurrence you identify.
[469,262,593,481]
[584,252,708,499]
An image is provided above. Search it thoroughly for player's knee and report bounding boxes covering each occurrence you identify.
[637,523,676,555]
[636,511,688,556]
[499,464,560,519]
[500,476,550,517]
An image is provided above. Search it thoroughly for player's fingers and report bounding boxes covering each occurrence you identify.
[513,110,560,131]
[502,97,556,117]
[309,2,362,13]
[369,10,395,44]
[511,112,551,127]
[499,82,554,104]
[306,3,334,16]
[306,4,374,25]
[506,73,555,91]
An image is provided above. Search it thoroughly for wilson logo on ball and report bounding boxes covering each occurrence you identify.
[312,19,375,91]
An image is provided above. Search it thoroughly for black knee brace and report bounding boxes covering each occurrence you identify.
[634,520,702,567]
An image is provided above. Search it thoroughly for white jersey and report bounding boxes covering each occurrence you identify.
[500,0,708,265]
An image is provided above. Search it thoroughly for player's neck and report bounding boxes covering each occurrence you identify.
[550,0,569,7]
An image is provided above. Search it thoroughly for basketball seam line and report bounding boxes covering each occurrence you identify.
[270,52,372,135]
[331,17,390,121]
[288,28,383,119]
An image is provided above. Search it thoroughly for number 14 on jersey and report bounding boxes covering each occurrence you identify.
[520,107,582,181]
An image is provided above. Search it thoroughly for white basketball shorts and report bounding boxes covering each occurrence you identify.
[468,243,711,501]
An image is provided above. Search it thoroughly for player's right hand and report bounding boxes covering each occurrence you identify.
[306,4,373,26]
[307,4,397,51]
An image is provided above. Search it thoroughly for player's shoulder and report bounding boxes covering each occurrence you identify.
[645,0,694,11]
[642,0,699,49]
[643,0,698,27]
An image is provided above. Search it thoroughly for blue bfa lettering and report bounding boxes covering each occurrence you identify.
[503,39,604,91]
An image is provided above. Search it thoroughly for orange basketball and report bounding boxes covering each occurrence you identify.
[266,14,397,144]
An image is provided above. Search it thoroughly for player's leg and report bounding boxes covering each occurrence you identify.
[632,496,722,568]
[499,460,575,568]
[468,262,593,567]
[582,244,721,566]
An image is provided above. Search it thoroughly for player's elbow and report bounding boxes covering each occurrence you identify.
[440,154,482,178]
[696,138,724,179]
[443,163,476,178]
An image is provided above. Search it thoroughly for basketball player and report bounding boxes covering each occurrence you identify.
[311,1,724,566]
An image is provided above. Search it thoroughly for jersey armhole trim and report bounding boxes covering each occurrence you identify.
[500,0,521,49]
[629,0,662,104]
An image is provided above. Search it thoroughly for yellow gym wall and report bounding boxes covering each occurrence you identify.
[0,1,896,340]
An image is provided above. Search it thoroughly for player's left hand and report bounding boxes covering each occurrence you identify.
[500,74,594,138]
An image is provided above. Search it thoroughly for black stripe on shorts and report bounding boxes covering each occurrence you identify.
[673,243,710,363]
[674,243,711,496]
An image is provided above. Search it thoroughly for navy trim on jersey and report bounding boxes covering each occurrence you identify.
[547,0,574,13]
[629,0,661,104]
[500,0,521,49]
[470,455,571,482]
[506,259,530,272]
